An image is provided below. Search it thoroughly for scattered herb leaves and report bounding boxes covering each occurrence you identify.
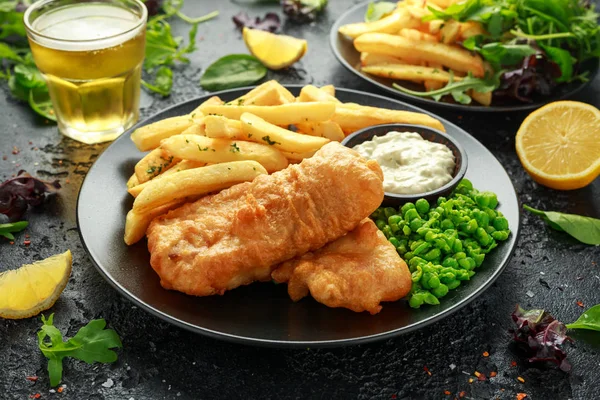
[566,304,600,332]
[0,220,28,240]
[141,66,173,96]
[230,143,241,153]
[200,54,267,91]
[37,314,122,387]
[364,1,396,23]
[262,135,280,145]
[523,205,600,245]
[282,0,328,23]
[232,12,281,32]
[0,171,61,221]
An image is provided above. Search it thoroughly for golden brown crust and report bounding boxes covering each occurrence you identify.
[146,142,384,297]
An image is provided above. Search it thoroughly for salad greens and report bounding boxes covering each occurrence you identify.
[566,304,600,332]
[523,205,600,245]
[414,0,600,103]
[0,221,28,240]
[38,314,122,387]
[200,54,267,91]
[365,2,396,22]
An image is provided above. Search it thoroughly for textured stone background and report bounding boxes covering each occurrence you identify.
[1,1,599,399]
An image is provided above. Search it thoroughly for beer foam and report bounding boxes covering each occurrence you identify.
[28,4,145,52]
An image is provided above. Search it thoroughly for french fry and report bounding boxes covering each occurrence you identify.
[124,200,184,245]
[181,121,206,136]
[297,85,341,103]
[469,90,492,106]
[424,62,445,90]
[161,134,289,172]
[428,19,444,35]
[319,85,335,97]
[240,113,330,153]
[331,104,445,134]
[132,161,268,214]
[440,20,461,44]
[460,21,486,40]
[190,96,223,116]
[399,28,438,43]
[338,9,412,39]
[354,33,485,77]
[362,64,453,83]
[280,149,317,162]
[134,148,179,184]
[128,160,207,198]
[127,174,139,189]
[360,52,405,66]
[204,115,244,139]
[295,121,345,142]
[199,102,336,125]
[227,80,295,106]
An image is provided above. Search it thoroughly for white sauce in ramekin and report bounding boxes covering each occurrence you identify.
[353,131,455,195]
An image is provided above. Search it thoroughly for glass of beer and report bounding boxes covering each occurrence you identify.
[24,0,147,144]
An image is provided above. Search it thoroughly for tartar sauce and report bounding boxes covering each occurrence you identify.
[353,131,455,195]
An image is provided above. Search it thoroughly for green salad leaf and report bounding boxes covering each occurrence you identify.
[566,304,600,332]
[200,54,267,91]
[364,2,396,22]
[0,221,28,240]
[142,66,173,96]
[523,205,600,245]
[38,314,122,387]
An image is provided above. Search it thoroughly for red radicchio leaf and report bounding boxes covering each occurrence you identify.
[0,171,61,221]
[511,305,572,372]
[232,12,281,33]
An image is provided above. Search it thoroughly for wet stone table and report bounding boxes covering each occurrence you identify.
[1,1,599,399]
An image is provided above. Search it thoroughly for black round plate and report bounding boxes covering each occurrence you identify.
[330,1,599,112]
[77,86,520,347]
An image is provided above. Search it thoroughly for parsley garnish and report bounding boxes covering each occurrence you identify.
[230,143,240,153]
[262,135,280,146]
[247,133,253,138]
[197,144,210,151]
[37,314,122,387]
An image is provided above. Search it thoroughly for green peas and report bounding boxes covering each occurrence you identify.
[401,202,415,216]
[423,292,440,305]
[475,227,491,246]
[411,266,423,282]
[452,239,463,252]
[440,219,454,230]
[427,274,441,289]
[410,218,424,232]
[459,257,476,270]
[404,208,420,222]
[455,251,466,260]
[404,251,415,260]
[492,230,509,241]
[382,226,393,238]
[388,215,402,226]
[413,241,431,256]
[402,225,411,236]
[384,207,397,219]
[466,219,478,233]
[424,230,436,243]
[473,253,485,267]
[475,192,498,209]
[432,283,449,298]
[485,225,496,234]
[389,237,400,248]
[447,280,461,290]
[442,257,458,269]
[439,272,456,284]
[415,198,430,215]
[423,248,441,261]
[409,293,425,308]
[437,196,447,206]
[409,256,427,269]
[493,217,509,231]
[375,219,387,230]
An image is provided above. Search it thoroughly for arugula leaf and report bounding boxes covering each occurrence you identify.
[200,54,267,91]
[38,314,122,387]
[142,66,173,96]
[393,71,500,104]
[161,0,219,24]
[523,205,600,245]
[566,304,600,332]
[0,221,28,240]
[364,2,396,23]
[479,43,537,69]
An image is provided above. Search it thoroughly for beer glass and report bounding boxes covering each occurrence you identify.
[24,0,147,144]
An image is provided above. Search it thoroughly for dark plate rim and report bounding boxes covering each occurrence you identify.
[329,1,600,113]
[77,85,521,347]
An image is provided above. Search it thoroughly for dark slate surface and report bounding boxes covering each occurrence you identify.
[1,1,599,399]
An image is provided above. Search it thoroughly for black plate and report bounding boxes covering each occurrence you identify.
[77,86,520,347]
[330,1,599,112]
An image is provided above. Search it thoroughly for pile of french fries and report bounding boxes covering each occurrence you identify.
[124,81,444,245]
[339,0,492,106]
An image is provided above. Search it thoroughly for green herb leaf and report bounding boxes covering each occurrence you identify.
[540,44,574,82]
[38,314,122,387]
[364,1,396,23]
[0,221,28,235]
[29,87,56,121]
[523,205,600,245]
[142,66,173,96]
[0,42,23,62]
[566,304,600,332]
[200,54,267,91]
[0,8,27,40]
[144,20,183,71]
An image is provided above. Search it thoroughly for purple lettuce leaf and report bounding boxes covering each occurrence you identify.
[511,305,572,372]
[0,170,61,221]
[232,12,281,33]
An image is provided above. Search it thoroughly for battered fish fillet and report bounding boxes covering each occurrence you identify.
[271,219,411,314]
[146,142,384,296]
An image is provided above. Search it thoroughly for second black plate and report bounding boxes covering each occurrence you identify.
[330,1,599,112]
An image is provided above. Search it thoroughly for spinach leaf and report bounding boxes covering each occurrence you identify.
[540,44,574,82]
[142,66,173,96]
[478,43,537,68]
[0,221,28,240]
[0,9,27,40]
[523,205,600,245]
[200,54,267,91]
[29,86,56,121]
[566,304,600,332]
[364,2,396,23]
[0,42,23,62]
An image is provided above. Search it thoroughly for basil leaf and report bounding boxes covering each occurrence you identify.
[0,221,28,233]
[200,54,267,91]
[29,86,56,121]
[0,42,23,62]
[14,63,46,89]
[142,66,173,96]
[540,44,574,83]
[0,9,27,39]
[566,304,600,332]
[523,205,600,245]
[364,2,396,22]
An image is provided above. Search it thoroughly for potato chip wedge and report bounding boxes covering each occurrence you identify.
[133,161,267,214]
[339,10,412,39]
[332,104,445,133]
[128,160,207,198]
[131,116,199,152]
[362,64,453,83]
[134,148,179,184]
[297,85,341,103]
[160,134,289,172]
[204,115,244,139]
[295,121,345,142]
[199,102,336,125]
[240,113,330,153]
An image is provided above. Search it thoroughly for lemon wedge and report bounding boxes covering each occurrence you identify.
[0,250,72,319]
[243,27,307,70]
[516,101,600,190]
